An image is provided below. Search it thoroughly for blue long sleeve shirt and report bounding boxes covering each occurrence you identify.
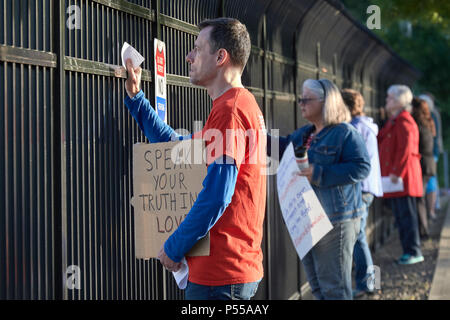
[125,90,178,142]
[124,91,238,262]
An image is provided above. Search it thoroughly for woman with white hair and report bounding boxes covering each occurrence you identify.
[269,79,371,299]
[378,84,424,265]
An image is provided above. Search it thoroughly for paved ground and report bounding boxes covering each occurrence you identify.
[354,195,448,300]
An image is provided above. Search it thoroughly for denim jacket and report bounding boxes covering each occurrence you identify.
[276,123,371,223]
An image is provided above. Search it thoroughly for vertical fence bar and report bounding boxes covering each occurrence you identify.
[1,59,5,301]
[261,12,272,300]
[293,26,301,298]
[316,42,320,80]
[0,0,5,297]
[154,0,168,301]
[156,0,161,39]
[53,0,66,301]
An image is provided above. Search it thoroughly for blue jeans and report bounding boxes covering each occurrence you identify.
[185,280,260,300]
[302,217,361,300]
[353,193,375,291]
[389,196,422,257]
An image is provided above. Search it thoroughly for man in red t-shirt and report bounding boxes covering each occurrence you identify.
[125,18,267,300]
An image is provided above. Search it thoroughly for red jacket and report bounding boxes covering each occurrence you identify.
[378,110,423,198]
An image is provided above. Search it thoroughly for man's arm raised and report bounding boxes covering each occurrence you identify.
[124,59,179,143]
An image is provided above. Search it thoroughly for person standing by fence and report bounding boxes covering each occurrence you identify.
[419,93,442,220]
[269,79,370,300]
[124,18,267,300]
[341,89,383,298]
[378,85,424,265]
[411,97,437,239]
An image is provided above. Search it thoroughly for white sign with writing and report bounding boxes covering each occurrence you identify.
[276,143,333,260]
[154,38,167,123]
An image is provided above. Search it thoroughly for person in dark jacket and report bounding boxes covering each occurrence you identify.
[411,97,437,239]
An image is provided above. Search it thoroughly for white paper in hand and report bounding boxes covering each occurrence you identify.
[172,257,189,290]
[381,176,404,193]
[121,42,145,69]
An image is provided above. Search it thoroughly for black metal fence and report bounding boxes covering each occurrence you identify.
[0,0,419,300]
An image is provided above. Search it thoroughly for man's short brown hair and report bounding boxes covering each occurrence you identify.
[198,18,251,71]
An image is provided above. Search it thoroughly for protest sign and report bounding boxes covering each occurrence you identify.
[132,140,209,259]
[276,143,333,260]
[154,39,167,123]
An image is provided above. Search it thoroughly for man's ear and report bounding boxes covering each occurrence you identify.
[216,48,228,66]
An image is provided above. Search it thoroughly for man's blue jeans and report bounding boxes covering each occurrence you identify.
[353,193,375,291]
[302,217,361,300]
[185,280,260,300]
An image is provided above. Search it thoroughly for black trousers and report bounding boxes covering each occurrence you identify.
[389,196,422,257]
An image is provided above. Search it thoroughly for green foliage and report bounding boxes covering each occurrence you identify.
[342,0,450,33]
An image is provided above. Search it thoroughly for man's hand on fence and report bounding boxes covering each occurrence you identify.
[125,58,142,98]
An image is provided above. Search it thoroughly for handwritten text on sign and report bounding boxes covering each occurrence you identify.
[132,141,209,259]
[137,147,199,217]
[276,143,333,260]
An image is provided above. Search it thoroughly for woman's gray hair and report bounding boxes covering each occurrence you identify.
[387,84,413,112]
[303,78,351,125]
[418,94,435,111]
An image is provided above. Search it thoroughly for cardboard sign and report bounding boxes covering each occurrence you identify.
[276,143,333,260]
[132,140,209,259]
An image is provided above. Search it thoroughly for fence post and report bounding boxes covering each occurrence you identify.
[294,30,299,128]
[152,0,168,300]
[218,0,226,16]
[333,53,338,84]
[316,42,320,79]
[53,0,67,301]
[155,0,162,39]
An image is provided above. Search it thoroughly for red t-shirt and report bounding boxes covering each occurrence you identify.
[188,87,267,285]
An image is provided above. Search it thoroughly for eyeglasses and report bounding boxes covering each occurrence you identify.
[298,97,321,105]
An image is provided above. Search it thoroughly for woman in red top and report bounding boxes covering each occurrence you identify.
[378,85,424,265]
